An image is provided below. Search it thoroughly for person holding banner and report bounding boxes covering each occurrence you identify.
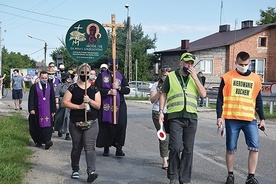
[96,58,130,157]
[63,64,101,182]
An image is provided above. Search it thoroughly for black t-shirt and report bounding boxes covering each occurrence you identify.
[68,83,99,122]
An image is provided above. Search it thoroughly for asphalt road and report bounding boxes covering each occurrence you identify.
[1,91,275,184]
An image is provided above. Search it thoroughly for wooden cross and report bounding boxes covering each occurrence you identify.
[102,14,124,124]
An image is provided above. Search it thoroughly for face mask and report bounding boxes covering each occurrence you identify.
[40,79,48,85]
[14,73,18,76]
[48,75,55,80]
[89,75,95,81]
[80,75,89,82]
[236,64,249,73]
[108,65,113,71]
[161,75,167,81]
[182,66,189,75]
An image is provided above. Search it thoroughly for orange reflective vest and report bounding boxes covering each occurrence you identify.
[221,70,262,121]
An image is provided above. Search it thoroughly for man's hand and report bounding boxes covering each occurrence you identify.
[217,118,224,127]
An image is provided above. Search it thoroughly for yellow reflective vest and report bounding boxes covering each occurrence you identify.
[167,71,198,114]
[221,70,262,121]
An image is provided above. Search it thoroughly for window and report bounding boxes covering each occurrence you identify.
[199,59,213,74]
[258,37,267,47]
[249,58,266,80]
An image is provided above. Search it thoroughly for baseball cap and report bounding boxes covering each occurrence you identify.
[180,52,195,63]
[108,58,119,64]
[100,64,108,69]
[59,64,65,69]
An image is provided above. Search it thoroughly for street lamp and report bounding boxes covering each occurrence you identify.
[125,4,129,17]
[28,35,47,65]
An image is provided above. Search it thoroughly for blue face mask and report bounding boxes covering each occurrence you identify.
[89,75,95,81]
[40,79,48,85]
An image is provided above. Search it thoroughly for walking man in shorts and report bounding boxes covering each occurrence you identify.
[10,69,25,110]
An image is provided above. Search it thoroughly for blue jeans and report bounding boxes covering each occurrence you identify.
[225,119,259,153]
[168,118,197,183]
[69,120,99,173]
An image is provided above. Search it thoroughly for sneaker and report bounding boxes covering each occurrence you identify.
[87,172,98,183]
[245,177,259,184]
[71,171,80,179]
[225,174,234,184]
[58,132,62,137]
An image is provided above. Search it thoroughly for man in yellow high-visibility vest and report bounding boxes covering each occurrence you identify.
[159,52,206,184]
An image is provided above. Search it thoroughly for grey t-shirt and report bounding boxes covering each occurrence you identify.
[11,75,24,90]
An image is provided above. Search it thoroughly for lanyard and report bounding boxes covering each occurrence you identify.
[178,71,189,91]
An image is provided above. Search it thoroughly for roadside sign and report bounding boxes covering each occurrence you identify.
[65,19,108,63]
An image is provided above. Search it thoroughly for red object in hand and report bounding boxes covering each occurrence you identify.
[157,122,166,141]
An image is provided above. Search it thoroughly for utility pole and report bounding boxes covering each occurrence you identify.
[124,5,129,78]
[28,35,47,66]
[128,16,132,82]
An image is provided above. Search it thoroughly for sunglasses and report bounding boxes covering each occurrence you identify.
[80,71,90,75]
[181,54,195,60]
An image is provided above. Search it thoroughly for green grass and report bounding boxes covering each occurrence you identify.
[0,114,33,184]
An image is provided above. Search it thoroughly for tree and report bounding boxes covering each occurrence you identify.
[1,47,36,85]
[256,7,276,25]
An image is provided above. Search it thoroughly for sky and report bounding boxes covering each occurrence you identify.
[0,0,274,65]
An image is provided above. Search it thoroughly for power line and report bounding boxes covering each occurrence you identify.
[0,10,68,28]
[0,2,76,21]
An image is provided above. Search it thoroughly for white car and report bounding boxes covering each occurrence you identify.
[125,87,150,98]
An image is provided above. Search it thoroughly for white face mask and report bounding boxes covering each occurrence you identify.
[236,64,249,73]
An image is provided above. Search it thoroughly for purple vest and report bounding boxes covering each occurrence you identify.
[36,82,51,128]
[101,71,123,124]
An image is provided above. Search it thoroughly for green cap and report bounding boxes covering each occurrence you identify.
[180,52,195,62]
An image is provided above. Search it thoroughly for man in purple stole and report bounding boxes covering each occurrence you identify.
[28,71,56,149]
[96,59,130,157]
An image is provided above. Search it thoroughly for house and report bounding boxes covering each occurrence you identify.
[154,20,276,86]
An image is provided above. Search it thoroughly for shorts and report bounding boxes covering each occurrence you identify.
[225,119,259,153]
[12,89,23,100]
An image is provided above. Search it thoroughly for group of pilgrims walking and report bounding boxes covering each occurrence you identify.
[28,60,130,183]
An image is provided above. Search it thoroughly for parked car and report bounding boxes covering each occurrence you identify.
[124,87,150,98]
[128,81,153,89]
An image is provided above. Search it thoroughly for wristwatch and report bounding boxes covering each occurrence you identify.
[159,109,164,115]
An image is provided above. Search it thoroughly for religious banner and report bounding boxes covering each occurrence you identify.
[65,19,108,63]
